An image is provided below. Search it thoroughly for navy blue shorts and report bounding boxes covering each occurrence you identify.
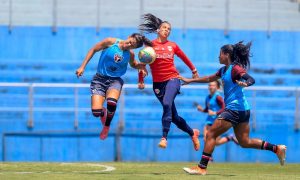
[217,108,250,126]
[90,73,124,97]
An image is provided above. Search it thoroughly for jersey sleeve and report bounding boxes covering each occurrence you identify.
[216,95,225,115]
[174,43,195,71]
[215,67,225,77]
[232,65,246,82]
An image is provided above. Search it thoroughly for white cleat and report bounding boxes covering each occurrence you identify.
[183,166,207,175]
[276,145,287,166]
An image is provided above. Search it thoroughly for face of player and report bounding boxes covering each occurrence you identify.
[158,22,171,39]
[208,81,218,94]
[219,50,230,65]
[122,37,138,50]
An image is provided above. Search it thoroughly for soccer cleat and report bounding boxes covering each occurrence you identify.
[191,129,200,151]
[276,145,287,166]
[158,137,167,148]
[100,107,107,126]
[100,126,110,140]
[228,134,239,145]
[183,166,207,175]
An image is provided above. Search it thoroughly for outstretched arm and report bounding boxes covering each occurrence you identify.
[75,37,115,78]
[174,44,199,78]
[129,51,148,71]
[179,74,219,85]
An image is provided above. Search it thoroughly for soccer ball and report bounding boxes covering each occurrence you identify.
[138,47,156,64]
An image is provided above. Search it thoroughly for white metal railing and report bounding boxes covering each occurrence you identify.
[5,0,296,36]
[0,82,299,131]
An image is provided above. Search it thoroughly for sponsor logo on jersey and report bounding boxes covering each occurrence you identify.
[114,53,123,63]
[154,89,160,94]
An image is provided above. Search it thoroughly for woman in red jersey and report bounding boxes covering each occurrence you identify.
[138,13,200,150]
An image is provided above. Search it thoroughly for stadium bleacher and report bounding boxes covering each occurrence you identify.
[0,0,299,162]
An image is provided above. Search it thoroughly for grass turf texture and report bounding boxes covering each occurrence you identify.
[0,162,299,180]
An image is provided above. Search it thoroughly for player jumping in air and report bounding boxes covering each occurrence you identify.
[138,13,200,150]
[180,41,287,175]
[76,33,151,140]
[195,81,239,147]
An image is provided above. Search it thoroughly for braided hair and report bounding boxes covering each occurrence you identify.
[221,41,252,69]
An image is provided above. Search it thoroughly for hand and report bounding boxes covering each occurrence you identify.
[236,80,248,87]
[196,105,204,112]
[138,82,145,89]
[139,66,148,77]
[192,72,199,79]
[75,67,84,78]
[208,110,216,116]
[178,76,192,85]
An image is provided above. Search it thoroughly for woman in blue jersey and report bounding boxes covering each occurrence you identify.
[195,81,238,146]
[76,33,152,140]
[180,41,287,175]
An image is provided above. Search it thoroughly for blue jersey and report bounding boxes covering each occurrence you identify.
[205,91,221,123]
[97,39,131,77]
[219,65,250,111]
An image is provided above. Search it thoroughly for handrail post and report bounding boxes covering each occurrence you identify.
[27,84,34,129]
[96,0,101,34]
[8,0,12,33]
[224,0,230,36]
[267,0,271,38]
[295,88,299,131]
[74,86,79,130]
[115,87,125,161]
[252,90,257,131]
[52,0,57,34]
[182,0,187,37]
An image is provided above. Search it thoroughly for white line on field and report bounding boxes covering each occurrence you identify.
[0,163,116,174]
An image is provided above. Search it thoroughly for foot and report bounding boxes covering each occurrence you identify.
[158,137,167,148]
[183,166,207,175]
[228,134,239,145]
[100,126,110,140]
[100,107,107,126]
[191,129,200,151]
[276,145,287,166]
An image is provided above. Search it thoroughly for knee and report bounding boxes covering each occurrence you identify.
[107,98,117,112]
[92,109,103,117]
[239,139,250,148]
[162,102,172,111]
[206,131,218,140]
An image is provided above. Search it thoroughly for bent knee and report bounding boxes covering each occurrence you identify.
[239,140,251,148]
[92,109,103,117]
[206,131,218,140]
[162,103,172,111]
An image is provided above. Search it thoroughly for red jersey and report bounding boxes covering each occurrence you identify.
[149,39,196,82]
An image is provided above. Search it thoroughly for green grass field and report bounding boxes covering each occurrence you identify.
[0,162,299,180]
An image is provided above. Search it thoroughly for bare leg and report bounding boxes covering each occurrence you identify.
[215,136,230,146]
[203,119,233,154]
[233,122,262,149]
[203,125,209,142]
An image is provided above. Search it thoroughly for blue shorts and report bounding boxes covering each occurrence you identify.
[90,73,124,97]
[217,108,250,126]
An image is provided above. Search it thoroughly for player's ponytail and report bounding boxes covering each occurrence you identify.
[130,33,153,48]
[221,41,252,69]
[142,36,153,47]
[139,13,169,34]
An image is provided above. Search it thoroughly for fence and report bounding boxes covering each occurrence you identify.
[0,83,299,129]
[3,0,300,35]
[0,83,299,161]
